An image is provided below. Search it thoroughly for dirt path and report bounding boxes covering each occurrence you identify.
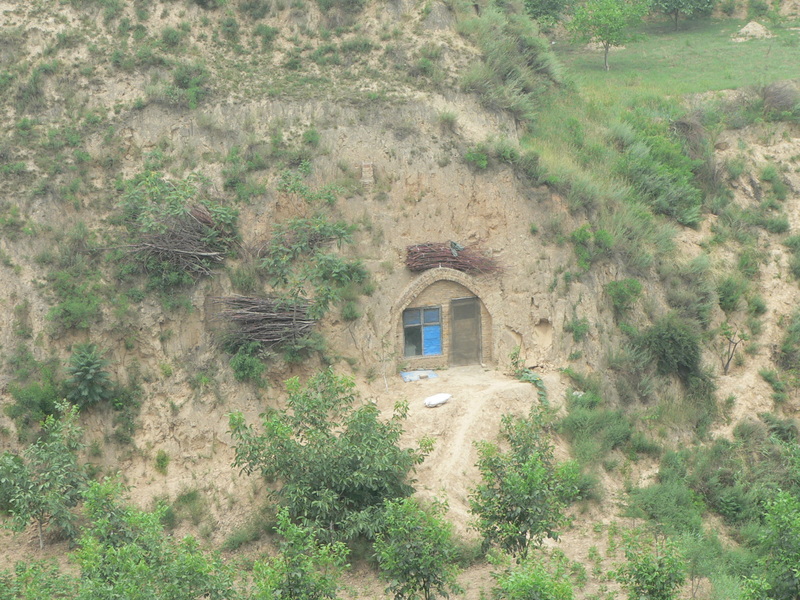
[369,365,562,539]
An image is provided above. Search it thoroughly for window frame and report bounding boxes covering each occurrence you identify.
[403,305,442,357]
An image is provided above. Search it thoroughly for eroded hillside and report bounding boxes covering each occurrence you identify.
[1,0,800,597]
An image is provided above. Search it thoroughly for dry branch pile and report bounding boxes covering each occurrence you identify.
[129,205,230,277]
[406,242,499,274]
[214,295,316,346]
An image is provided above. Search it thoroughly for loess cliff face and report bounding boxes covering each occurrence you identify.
[1,0,800,596]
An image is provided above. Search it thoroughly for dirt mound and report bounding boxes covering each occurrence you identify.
[732,21,773,42]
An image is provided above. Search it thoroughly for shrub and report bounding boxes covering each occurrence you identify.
[564,315,590,342]
[157,62,211,109]
[302,127,320,147]
[65,344,113,409]
[240,0,271,19]
[154,450,169,475]
[639,314,702,383]
[464,145,489,170]
[6,381,61,433]
[606,278,643,315]
[570,225,613,271]
[341,300,361,321]
[748,294,767,316]
[616,539,685,600]
[220,16,239,42]
[191,0,223,8]
[628,479,704,535]
[254,24,279,48]
[660,255,716,328]
[229,342,266,386]
[559,405,634,464]
[160,27,182,48]
[493,558,574,600]
[438,110,457,132]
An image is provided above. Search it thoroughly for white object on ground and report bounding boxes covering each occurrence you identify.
[424,393,451,408]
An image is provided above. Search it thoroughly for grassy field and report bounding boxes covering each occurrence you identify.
[556,17,800,102]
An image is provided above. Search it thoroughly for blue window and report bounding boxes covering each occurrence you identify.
[403,307,442,357]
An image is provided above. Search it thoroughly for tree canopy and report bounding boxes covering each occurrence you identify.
[229,368,430,543]
[0,403,86,549]
[652,0,715,30]
[374,498,462,600]
[469,409,578,559]
[567,0,649,70]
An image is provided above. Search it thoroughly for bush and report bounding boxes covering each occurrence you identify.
[191,0,223,8]
[6,381,61,433]
[254,24,279,48]
[606,278,643,315]
[464,145,489,170]
[160,27,182,48]
[65,344,113,408]
[154,450,169,475]
[564,315,590,342]
[220,16,239,42]
[628,479,704,535]
[340,300,361,321]
[616,540,686,600]
[639,314,702,383]
[493,558,574,600]
[615,131,702,227]
[559,404,634,464]
[229,342,266,386]
[240,0,270,18]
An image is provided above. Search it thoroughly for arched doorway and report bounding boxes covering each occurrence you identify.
[394,269,492,369]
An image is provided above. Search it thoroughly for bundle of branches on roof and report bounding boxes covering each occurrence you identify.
[214,295,316,347]
[405,241,499,274]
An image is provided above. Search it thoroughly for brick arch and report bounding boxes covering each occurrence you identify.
[394,268,492,315]
[393,268,495,367]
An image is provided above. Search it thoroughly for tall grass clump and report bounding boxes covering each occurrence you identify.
[613,105,704,228]
[776,310,800,371]
[458,3,562,122]
[659,255,716,328]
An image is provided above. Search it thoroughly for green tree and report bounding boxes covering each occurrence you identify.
[74,478,235,600]
[567,0,649,70]
[251,508,348,600]
[616,539,685,600]
[524,0,574,26]
[0,403,86,549]
[229,368,430,543]
[760,491,800,600]
[652,0,714,29]
[374,498,462,600]
[469,409,578,560]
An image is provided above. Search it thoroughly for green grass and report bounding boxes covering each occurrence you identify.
[558,18,800,100]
